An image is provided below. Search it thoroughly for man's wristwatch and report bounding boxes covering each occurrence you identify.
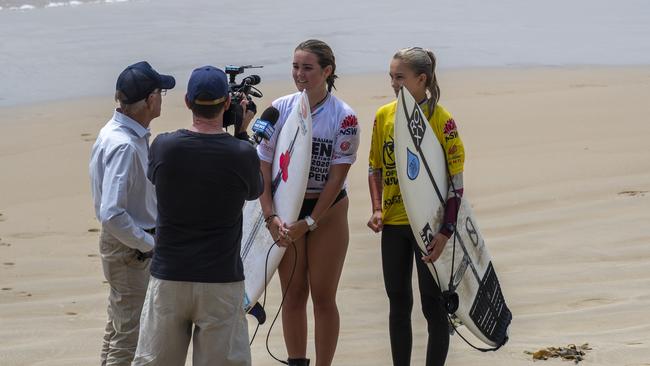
[304,215,318,231]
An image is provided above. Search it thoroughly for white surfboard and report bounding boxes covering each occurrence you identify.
[241,91,312,316]
[394,87,511,348]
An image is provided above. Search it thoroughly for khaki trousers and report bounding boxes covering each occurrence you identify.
[99,230,151,366]
[132,277,251,366]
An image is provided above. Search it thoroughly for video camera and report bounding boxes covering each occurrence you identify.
[223,64,264,129]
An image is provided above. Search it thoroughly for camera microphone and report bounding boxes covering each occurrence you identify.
[242,75,261,85]
[241,75,263,98]
[251,106,280,144]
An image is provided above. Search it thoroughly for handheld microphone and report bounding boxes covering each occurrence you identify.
[251,106,280,144]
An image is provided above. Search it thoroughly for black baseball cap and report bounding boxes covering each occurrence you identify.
[116,61,176,104]
[187,66,229,105]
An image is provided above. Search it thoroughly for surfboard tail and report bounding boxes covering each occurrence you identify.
[469,262,512,346]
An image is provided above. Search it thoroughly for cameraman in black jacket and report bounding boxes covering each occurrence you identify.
[132,65,263,366]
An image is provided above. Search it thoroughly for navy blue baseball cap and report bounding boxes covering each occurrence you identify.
[116,61,176,104]
[187,66,229,105]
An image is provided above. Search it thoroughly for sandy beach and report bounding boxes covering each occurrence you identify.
[1,66,649,365]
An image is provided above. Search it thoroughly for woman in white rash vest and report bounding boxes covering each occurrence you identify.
[257,39,360,366]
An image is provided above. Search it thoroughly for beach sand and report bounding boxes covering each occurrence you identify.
[1,66,649,365]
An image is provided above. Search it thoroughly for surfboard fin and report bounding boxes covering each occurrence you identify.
[249,301,267,325]
[442,289,460,313]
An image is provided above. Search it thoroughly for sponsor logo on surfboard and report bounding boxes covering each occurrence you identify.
[408,108,426,148]
[279,149,291,182]
[406,148,420,180]
[465,216,485,252]
[452,255,472,287]
[299,94,309,135]
[419,222,435,246]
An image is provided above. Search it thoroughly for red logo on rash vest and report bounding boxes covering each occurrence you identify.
[340,115,358,129]
[280,150,291,182]
[443,118,458,141]
[448,144,458,155]
[339,115,358,136]
[443,119,457,135]
[340,141,351,151]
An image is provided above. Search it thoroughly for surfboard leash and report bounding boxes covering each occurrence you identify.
[419,245,505,352]
[260,239,299,365]
[444,164,510,351]
[249,238,280,346]
[444,242,509,352]
[447,313,507,352]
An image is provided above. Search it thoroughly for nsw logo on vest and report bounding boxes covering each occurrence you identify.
[339,115,358,136]
[443,118,458,141]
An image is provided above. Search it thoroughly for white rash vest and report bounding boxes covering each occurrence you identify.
[257,92,360,193]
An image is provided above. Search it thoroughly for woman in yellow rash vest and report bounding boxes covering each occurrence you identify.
[367,47,465,366]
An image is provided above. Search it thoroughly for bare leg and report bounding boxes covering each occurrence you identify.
[306,197,349,366]
[278,235,309,359]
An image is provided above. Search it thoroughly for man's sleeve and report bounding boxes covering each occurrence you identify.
[246,147,263,200]
[100,144,154,252]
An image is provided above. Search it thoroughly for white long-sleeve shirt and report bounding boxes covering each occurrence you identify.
[89,110,156,252]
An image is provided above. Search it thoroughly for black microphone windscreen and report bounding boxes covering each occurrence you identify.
[243,75,261,85]
[260,106,280,126]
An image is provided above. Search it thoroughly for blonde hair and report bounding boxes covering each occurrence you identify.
[295,39,338,92]
[393,47,440,119]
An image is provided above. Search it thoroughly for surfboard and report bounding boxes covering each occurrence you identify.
[241,91,312,318]
[393,87,511,348]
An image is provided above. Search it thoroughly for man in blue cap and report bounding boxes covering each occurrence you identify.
[132,66,262,366]
[89,61,175,366]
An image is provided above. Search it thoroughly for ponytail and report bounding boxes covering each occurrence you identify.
[393,47,441,119]
[424,49,440,120]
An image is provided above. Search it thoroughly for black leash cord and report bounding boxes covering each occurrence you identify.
[249,239,280,346]
[416,247,502,353]
[254,239,298,364]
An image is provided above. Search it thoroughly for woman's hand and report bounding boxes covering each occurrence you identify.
[267,216,292,247]
[367,210,383,233]
[421,233,449,263]
[284,219,310,243]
